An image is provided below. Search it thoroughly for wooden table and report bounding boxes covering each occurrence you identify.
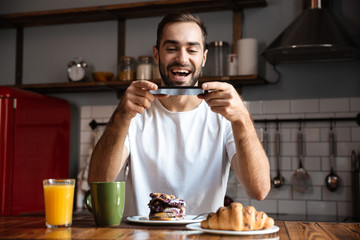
[0,215,359,239]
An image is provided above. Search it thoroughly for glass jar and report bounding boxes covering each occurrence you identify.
[136,56,152,80]
[118,56,135,81]
[207,41,229,76]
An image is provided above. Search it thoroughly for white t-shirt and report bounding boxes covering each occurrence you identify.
[123,99,236,217]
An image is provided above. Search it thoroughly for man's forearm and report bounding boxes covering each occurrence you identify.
[87,111,131,184]
[231,115,271,200]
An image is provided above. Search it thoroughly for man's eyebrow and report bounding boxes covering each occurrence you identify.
[162,40,201,47]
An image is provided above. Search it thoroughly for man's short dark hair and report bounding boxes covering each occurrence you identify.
[156,11,207,51]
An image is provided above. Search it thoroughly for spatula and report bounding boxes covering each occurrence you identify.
[291,123,310,193]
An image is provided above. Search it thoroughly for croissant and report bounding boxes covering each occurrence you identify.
[201,202,274,231]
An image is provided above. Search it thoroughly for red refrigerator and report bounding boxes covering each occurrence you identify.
[0,87,71,216]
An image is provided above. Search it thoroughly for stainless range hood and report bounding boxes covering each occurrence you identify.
[261,0,360,64]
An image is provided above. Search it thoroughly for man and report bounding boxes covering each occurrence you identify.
[88,12,270,216]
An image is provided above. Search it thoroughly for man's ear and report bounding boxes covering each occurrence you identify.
[202,49,208,67]
[153,46,159,64]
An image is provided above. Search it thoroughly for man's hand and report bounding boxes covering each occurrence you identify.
[88,80,168,184]
[200,81,270,200]
[118,80,168,121]
[199,82,247,123]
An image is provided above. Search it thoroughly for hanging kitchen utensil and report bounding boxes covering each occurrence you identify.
[271,121,285,188]
[356,153,360,220]
[291,121,310,193]
[351,150,359,221]
[262,121,269,155]
[325,121,341,192]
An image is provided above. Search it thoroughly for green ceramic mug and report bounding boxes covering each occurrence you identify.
[85,181,125,226]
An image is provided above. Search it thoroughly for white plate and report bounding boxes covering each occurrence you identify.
[127,215,205,225]
[186,223,280,235]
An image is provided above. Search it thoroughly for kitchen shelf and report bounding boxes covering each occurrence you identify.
[13,75,266,93]
[0,0,266,28]
[1,0,268,93]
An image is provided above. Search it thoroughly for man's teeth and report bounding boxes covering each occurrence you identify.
[172,70,190,76]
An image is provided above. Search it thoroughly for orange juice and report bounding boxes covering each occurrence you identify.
[43,179,75,228]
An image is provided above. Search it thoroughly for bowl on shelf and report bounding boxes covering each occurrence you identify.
[92,72,114,82]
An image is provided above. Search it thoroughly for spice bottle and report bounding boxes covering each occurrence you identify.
[118,56,135,81]
[227,54,238,76]
[136,56,152,80]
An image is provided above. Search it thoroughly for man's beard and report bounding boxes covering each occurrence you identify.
[158,58,202,87]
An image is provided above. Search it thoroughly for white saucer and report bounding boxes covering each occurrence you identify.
[127,215,205,225]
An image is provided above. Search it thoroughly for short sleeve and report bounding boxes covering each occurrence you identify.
[224,120,236,162]
[124,134,130,154]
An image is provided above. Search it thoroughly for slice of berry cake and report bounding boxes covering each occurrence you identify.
[148,193,186,221]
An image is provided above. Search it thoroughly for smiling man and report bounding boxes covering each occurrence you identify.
[155,19,206,87]
[88,12,270,217]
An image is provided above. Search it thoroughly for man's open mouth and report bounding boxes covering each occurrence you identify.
[171,69,191,77]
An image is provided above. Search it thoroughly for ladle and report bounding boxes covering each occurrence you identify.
[325,122,341,192]
[271,122,285,188]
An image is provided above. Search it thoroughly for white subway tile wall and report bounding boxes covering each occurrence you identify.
[79,97,360,218]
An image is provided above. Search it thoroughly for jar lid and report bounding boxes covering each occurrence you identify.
[209,41,229,47]
[120,56,134,60]
[138,56,152,60]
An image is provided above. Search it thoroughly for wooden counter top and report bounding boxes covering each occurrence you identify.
[0,215,359,239]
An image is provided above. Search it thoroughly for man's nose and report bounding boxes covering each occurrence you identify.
[176,49,189,64]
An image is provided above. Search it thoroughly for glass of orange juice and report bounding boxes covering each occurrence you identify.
[43,179,75,228]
